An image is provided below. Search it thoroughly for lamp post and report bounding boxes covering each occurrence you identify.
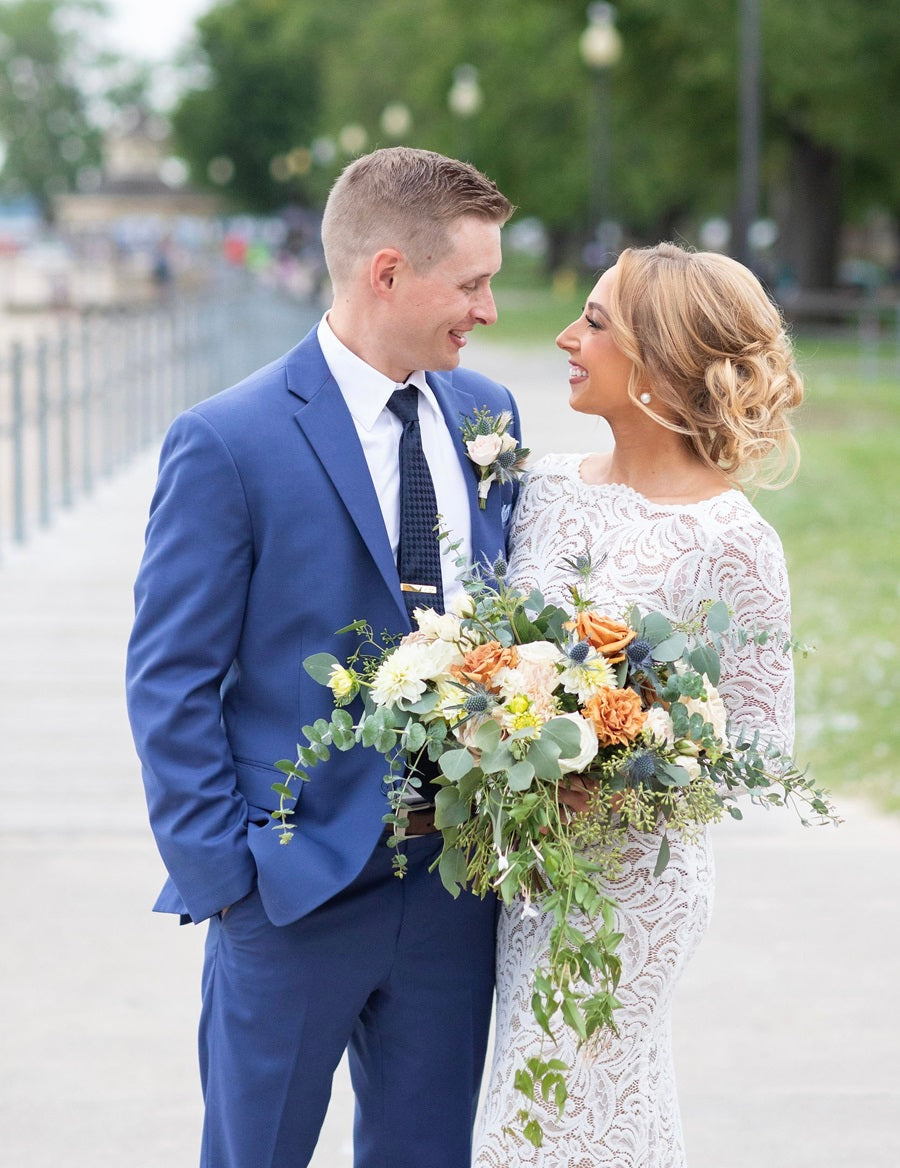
[734,0,762,269]
[447,65,482,160]
[580,3,622,253]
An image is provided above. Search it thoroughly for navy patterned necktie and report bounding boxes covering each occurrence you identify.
[386,385,445,621]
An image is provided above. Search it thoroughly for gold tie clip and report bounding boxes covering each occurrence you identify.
[400,583,438,594]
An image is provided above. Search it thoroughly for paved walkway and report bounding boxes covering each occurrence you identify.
[1,336,897,1167]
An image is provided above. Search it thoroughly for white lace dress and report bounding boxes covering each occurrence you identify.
[473,453,795,1168]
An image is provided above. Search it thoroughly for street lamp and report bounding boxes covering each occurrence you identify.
[580,3,622,253]
[448,65,482,159]
[734,0,762,269]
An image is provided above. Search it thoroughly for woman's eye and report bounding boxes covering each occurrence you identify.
[585,315,604,330]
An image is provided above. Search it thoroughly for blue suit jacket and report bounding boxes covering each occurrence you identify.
[126,326,520,926]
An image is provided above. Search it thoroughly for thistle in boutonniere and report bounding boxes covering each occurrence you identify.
[460,405,529,509]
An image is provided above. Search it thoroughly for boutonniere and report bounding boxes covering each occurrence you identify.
[460,406,530,509]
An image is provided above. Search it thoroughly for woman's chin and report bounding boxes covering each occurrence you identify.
[568,388,597,416]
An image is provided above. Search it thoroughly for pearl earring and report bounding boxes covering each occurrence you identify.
[639,392,652,405]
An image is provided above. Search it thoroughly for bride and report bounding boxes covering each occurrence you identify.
[473,242,802,1167]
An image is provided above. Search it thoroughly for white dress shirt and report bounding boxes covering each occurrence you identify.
[316,315,472,608]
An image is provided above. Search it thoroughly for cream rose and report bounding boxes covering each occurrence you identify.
[556,712,599,775]
[414,607,463,643]
[684,687,728,742]
[643,706,676,747]
[466,433,503,466]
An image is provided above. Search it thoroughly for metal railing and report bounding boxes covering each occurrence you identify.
[0,279,319,555]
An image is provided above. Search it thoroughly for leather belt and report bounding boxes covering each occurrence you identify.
[391,806,437,839]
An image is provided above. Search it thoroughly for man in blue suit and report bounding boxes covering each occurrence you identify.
[126,148,520,1167]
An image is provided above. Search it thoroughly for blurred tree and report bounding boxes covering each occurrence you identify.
[171,0,899,287]
[0,0,107,220]
[171,0,327,209]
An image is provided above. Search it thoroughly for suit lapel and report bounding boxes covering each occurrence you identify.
[287,336,407,622]
[427,374,503,563]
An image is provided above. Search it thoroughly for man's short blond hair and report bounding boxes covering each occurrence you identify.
[321,147,514,290]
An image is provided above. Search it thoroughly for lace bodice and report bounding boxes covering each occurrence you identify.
[473,453,795,1168]
[505,453,794,755]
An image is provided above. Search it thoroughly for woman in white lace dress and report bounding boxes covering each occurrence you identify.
[473,243,803,1168]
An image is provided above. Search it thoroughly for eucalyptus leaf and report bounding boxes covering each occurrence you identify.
[404,721,427,752]
[405,691,440,715]
[542,717,583,757]
[302,652,342,684]
[439,748,476,781]
[474,719,502,752]
[641,612,673,644]
[653,835,671,877]
[437,845,468,897]
[527,735,563,780]
[657,760,691,787]
[481,744,517,775]
[690,644,721,685]
[651,632,687,662]
[507,760,536,791]
[707,600,731,633]
[434,786,470,829]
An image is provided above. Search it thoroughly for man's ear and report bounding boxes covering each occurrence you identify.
[370,248,405,299]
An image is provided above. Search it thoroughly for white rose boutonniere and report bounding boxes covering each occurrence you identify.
[460,406,529,508]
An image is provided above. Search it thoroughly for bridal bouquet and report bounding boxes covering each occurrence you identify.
[272,554,837,1146]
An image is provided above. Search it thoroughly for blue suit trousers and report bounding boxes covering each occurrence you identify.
[199,832,497,1168]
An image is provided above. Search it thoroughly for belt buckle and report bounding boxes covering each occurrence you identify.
[392,805,410,842]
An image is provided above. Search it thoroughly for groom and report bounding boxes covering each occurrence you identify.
[126,148,519,1167]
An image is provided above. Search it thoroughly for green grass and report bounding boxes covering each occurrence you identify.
[755,339,900,813]
[488,278,900,814]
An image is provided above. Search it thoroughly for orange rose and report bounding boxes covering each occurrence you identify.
[583,687,645,746]
[570,612,636,663]
[451,641,518,688]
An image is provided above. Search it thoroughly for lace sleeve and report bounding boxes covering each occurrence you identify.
[697,517,795,757]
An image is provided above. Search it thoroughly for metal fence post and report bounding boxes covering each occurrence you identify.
[59,321,73,508]
[37,338,51,528]
[11,342,26,543]
[81,314,93,496]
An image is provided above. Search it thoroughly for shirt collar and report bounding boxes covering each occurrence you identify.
[317,315,440,432]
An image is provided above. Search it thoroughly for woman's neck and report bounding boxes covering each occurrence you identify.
[582,427,733,503]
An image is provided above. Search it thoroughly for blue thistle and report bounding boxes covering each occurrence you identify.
[498,448,518,469]
[626,638,655,671]
[625,749,659,787]
[465,692,490,715]
[493,555,508,578]
[567,640,591,664]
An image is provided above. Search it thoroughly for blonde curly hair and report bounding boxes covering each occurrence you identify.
[608,242,803,488]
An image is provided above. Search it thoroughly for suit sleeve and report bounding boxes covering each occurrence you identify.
[126,409,258,922]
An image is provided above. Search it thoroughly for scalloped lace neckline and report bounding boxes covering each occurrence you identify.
[552,453,743,510]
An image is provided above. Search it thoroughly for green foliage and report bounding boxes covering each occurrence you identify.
[168,0,898,273]
[0,0,105,213]
[753,335,900,812]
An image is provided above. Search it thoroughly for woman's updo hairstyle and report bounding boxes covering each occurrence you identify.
[608,242,803,488]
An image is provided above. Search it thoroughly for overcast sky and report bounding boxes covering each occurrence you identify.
[104,0,214,61]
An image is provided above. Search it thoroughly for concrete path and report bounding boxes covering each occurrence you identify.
[1,336,897,1167]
